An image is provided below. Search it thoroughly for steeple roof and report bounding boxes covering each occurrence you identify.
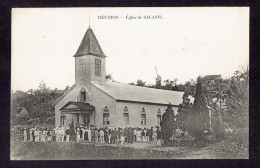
[74,27,106,57]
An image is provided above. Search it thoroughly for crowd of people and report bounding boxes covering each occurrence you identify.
[22,127,53,142]
[21,121,163,146]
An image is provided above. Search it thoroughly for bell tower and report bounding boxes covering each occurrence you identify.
[74,27,106,86]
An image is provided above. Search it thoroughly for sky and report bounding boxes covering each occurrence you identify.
[11,7,249,91]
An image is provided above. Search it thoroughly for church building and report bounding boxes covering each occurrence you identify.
[54,27,184,128]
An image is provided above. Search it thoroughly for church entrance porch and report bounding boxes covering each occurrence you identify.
[60,101,95,127]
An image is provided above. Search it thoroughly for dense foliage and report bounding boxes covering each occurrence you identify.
[11,80,67,126]
[184,77,212,141]
[177,68,248,158]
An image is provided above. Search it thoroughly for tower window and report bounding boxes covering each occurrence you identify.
[79,59,86,76]
[95,59,101,76]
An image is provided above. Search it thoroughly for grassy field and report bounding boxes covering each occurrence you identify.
[10,142,179,160]
[11,133,249,160]
[10,134,221,160]
[11,141,197,160]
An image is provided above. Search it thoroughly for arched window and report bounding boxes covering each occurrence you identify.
[141,107,146,125]
[123,106,129,125]
[103,106,109,125]
[79,87,86,102]
[77,87,91,103]
[157,109,162,125]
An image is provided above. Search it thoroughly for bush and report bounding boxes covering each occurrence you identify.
[207,129,248,159]
[211,118,226,141]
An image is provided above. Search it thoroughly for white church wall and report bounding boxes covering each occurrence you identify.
[115,102,179,128]
[90,84,116,128]
[55,85,81,127]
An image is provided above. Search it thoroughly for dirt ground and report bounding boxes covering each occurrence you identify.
[10,136,217,160]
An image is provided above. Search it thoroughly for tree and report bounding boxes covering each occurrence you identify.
[38,80,50,93]
[160,103,177,145]
[177,96,193,132]
[184,76,211,141]
[174,78,178,86]
[155,76,162,88]
[163,79,171,90]
[224,67,249,128]
[177,80,196,97]
[106,74,112,80]
[136,79,146,87]
[11,81,66,126]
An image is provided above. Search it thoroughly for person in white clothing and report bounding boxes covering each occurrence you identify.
[76,128,80,143]
[60,127,65,142]
[87,127,91,142]
[54,127,58,142]
[47,129,52,142]
[29,128,33,142]
[39,129,42,142]
[23,128,27,142]
[43,129,47,142]
[99,129,104,143]
[144,128,147,142]
[34,129,39,142]
[153,129,157,142]
[120,135,125,146]
[133,129,137,142]
[42,129,46,142]
[56,127,61,142]
[82,127,86,142]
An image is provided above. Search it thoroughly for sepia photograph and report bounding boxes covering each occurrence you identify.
[11,7,249,160]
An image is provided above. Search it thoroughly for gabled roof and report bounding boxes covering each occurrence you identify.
[92,81,184,106]
[60,101,95,112]
[53,84,77,106]
[74,27,106,57]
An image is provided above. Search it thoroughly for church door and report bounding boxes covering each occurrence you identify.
[82,113,90,126]
[82,113,86,125]
[86,113,90,125]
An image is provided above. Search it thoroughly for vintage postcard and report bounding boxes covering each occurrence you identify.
[11,7,249,160]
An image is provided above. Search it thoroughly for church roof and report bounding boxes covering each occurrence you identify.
[74,27,106,57]
[60,101,95,112]
[53,84,77,106]
[92,81,184,106]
